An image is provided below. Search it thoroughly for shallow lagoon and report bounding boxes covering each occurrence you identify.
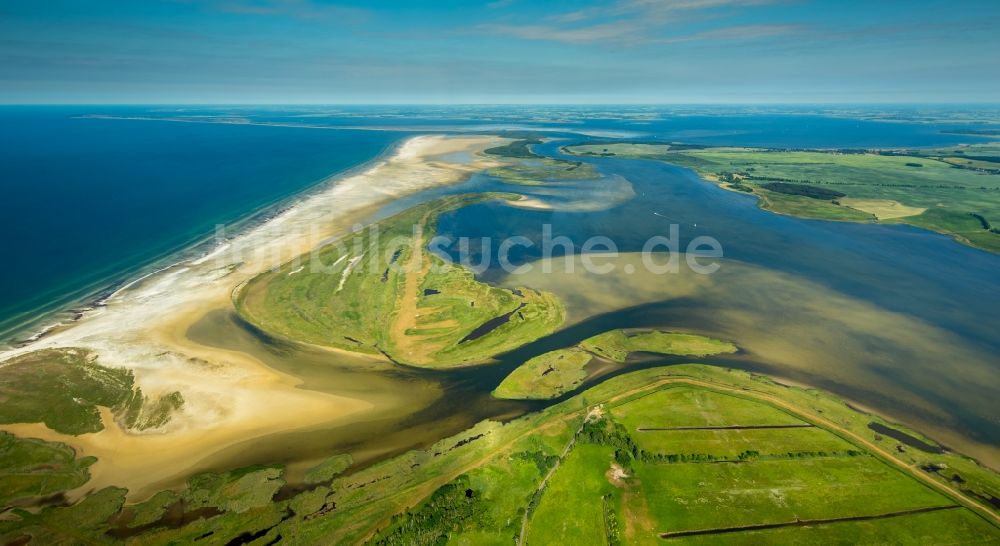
[183,134,1000,478]
[434,140,1000,462]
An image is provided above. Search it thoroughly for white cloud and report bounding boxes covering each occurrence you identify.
[480,0,797,46]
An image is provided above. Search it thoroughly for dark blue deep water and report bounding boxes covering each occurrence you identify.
[0,106,401,340]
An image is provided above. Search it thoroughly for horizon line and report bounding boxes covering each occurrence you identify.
[3,101,1000,107]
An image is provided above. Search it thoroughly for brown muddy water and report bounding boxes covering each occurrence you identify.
[183,309,539,479]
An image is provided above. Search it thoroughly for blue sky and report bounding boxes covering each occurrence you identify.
[1,0,998,103]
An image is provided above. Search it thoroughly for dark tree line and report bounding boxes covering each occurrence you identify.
[368,476,485,546]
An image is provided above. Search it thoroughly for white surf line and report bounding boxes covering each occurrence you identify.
[100,262,187,305]
[190,242,232,266]
[336,254,364,293]
[17,323,62,346]
[287,266,305,276]
[10,258,192,348]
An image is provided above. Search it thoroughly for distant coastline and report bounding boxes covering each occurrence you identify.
[941,128,1000,137]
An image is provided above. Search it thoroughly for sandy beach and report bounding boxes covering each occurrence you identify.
[0,134,510,499]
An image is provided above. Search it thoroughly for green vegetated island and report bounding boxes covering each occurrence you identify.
[485,138,599,185]
[494,329,738,400]
[235,193,564,368]
[2,364,998,544]
[235,139,608,368]
[566,142,1000,253]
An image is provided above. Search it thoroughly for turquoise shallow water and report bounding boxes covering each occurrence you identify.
[0,106,401,342]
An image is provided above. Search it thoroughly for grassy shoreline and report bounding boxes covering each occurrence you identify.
[4,364,995,544]
[494,330,738,400]
[0,348,183,435]
[235,193,564,368]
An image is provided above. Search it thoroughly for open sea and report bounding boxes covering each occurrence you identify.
[0,106,401,342]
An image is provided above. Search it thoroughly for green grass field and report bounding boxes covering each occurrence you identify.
[610,387,805,428]
[481,138,601,185]
[608,387,857,457]
[2,365,997,545]
[493,348,593,400]
[484,138,543,158]
[566,142,1000,253]
[236,194,564,368]
[0,464,291,545]
[495,331,737,400]
[517,371,995,544]
[526,443,617,546]
[0,348,183,435]
[635,457,949,534]
[662,507,1000,545]
[487,157,599,186]
[629,427,860,459]
[580,330,738,363]
[302,453,353,485]
[0,432,95,508]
